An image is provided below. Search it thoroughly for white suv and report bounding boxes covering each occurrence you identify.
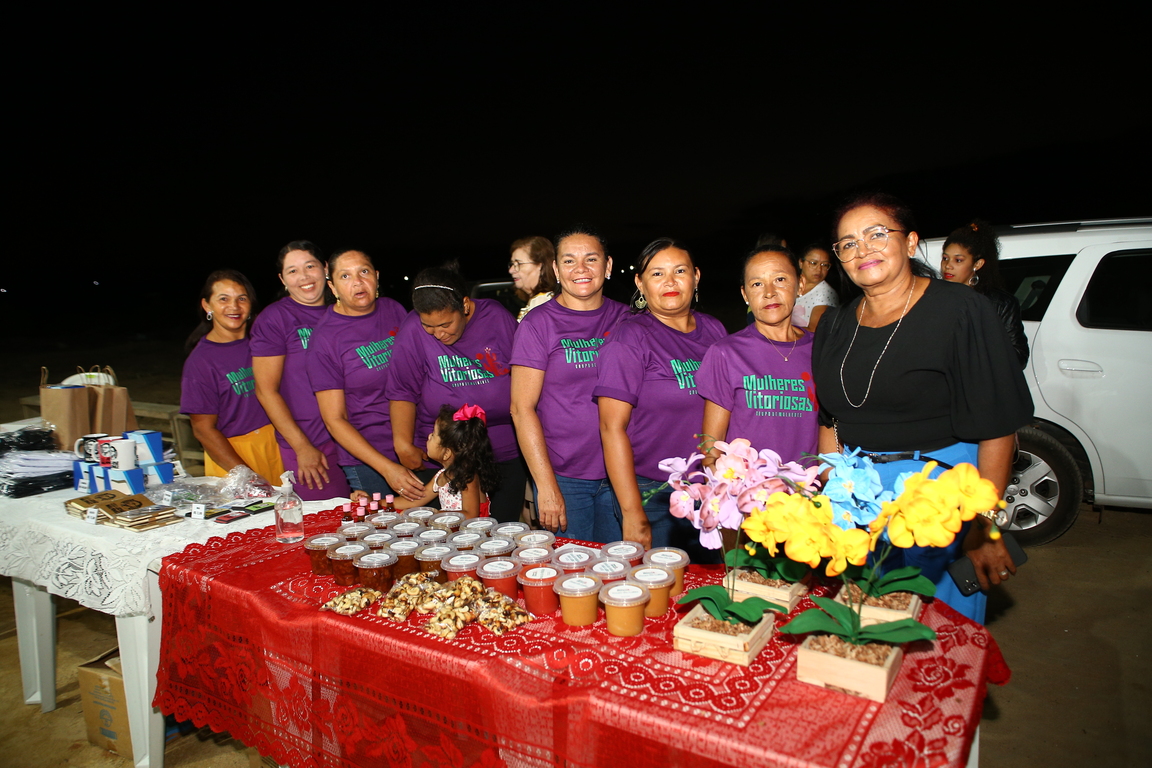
[923,219,1152,545]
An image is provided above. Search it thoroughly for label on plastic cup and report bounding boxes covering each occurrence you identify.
[359,554,391,566]
[607,545,639,557]
[363,534,393,544]
[648,551,681,564]
[558,551,591,563]
[335,545,362,555]
[609,584,644,600]
[495,524,526,535]
[453,533,481,544]
[633,568,667,582]
[480,540,508,552]
[520,533,550,544]
[448,554,481,567]
[421,530,448,540]
[310,536,341,546]
[485,560,515,573]
[526,566,559,580]
[422,546,451,558]
[592,561,625,574]
[520,548,550,559]
[343,525,371,534]
[565,577,595,591]
[434,514,463,524]
[393,522,421,533]
[391,541,419,552]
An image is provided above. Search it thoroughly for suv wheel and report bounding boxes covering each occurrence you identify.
[1002,426,1083,546]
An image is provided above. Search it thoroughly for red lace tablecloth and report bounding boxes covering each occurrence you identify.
[154,510,1009,768]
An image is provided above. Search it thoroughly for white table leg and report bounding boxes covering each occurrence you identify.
[115,569,165,768]
[966,725,980,768]
[12,577,56,712]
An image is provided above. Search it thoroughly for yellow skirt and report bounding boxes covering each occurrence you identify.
[204,423,285,486]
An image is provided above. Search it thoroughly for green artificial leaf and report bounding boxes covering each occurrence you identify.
[858,618,937,644]
[811,596,860,635]
[726,596,786,624]
[778,608,847,637]
[842,563,869,582]
[681,585,732,622]
[773,557,810,583]
[725,547,771,579]
[874,573,937,597]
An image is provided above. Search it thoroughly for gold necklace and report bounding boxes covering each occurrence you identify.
[766,330,800,362]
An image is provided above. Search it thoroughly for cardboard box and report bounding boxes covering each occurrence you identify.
[78,649,133,760]
[123,430,165,464]
[140,461,175,485]
[108,467,146,495]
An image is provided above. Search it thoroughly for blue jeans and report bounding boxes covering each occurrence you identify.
[537,475,622,544]
[341,464,397,498]
[635,475,722,564]
[863,442,987,624]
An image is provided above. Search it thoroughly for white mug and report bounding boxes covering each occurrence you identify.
[108,439,138,470]
[74,433,109,462]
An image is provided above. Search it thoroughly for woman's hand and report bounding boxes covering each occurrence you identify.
[349,490,369,504]
[536,484,567,533]
[381,462,426,502]
[622,513,652,550]
[963,516,1017,591]
[293,444,331,490]
[396,442,428,471]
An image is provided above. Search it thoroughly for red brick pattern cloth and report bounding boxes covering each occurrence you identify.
[154,509,1009,768]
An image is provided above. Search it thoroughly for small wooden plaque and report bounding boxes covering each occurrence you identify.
[672,604,775,667]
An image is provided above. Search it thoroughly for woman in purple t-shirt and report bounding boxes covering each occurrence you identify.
[180,269,284,484]
[594,239,727,553]
[250,241,351,501]
[697,245,819,470]
[308,250,424,501]
[511,226,628,542]
[386,263,524,522]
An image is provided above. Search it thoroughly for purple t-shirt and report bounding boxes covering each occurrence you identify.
[180,337,270,438]
[696,324,819,464]
[592,312,727,479]
[306,299,408,466]
[249,296,331,448]
[385,299,518,462]
[511,298,628,479]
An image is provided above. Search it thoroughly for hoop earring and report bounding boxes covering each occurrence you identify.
[969,274,980,287]
[206,310,213,321]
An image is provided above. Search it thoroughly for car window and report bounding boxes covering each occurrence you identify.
[1076,250,1152,331]
[999,254,1075,322]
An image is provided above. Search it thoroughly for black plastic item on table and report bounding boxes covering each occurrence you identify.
[0,427,58,455]
[0,471,74,498]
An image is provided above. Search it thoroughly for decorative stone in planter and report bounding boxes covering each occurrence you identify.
[795,634,903,702]
[723,569,808,612]
[671,603,775,666]
[833,583,923,626]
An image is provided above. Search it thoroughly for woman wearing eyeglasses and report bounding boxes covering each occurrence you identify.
[791,244,838,331]
[811,192,1033,623]
[508,236,558,321]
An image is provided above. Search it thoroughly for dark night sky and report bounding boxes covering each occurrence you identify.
[8,9,1149,342]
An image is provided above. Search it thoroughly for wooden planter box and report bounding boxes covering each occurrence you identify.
[795,635,903,702]
[672,604,775,666]
[833,587,922,626]
[723,569,808,612]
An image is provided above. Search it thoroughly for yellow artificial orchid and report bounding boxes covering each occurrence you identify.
[938,463,1003,521]
[825,525,871,576]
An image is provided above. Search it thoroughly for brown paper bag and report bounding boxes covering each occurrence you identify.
[39,367,92,450]
[89,366,138,435]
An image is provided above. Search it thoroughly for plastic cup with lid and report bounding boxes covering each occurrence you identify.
[643,547,690,596]
[626,565,676,616]
[602,540,646,567]
[304,533,345,575]
[553,573,604,626]
[599,582,651,636]
[327,542,372,586]
[475,557,523,599]
[518,565,561,615]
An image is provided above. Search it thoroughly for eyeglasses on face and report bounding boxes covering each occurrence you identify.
[508,260,533,271]
[803,258,831,269]
[832,226,906,261]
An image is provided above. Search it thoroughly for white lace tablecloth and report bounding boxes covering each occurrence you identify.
[0,488,345,617]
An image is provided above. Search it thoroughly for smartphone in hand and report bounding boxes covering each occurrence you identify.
[948,531,1028,596]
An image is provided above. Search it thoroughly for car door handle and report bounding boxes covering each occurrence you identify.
[1058,359,1103,373]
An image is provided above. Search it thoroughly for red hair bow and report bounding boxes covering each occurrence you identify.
[453,403,486,425]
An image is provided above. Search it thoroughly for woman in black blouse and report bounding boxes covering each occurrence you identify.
[812,193,1033,623]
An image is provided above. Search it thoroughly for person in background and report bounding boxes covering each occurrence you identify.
[813,192,1032,623]
[698,244,818,468]
[181,269,284,484]
[511,225,628,542]
[251,241,350,500]
[792,244,839,331]
[308,249,423,500]
[387,262,525,521]
[595,238,727,555]
[509,235,558,321]
[941,219,1029,367]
